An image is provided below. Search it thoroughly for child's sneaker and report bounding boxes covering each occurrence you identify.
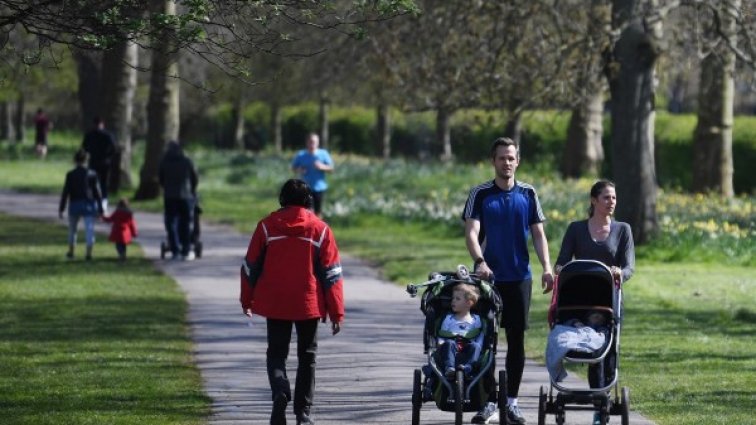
[460,364,473,378]
[445,367,456,379]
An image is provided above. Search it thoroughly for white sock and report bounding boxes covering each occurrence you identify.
[507,397,518,407]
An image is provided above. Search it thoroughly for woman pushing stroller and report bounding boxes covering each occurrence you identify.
[554,179,635,425]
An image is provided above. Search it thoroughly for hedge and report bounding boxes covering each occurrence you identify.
[221,102,755,193]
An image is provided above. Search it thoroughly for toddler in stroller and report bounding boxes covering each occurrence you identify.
[539,260,630,425]
[407,265,506,425]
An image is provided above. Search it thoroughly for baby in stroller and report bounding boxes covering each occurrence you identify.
[408,266,505,425]
[437,283,484,379]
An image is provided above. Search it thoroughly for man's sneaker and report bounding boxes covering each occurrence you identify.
[270,393,288,425]
[506,404,526,425]
[471,402,498,424]
[182,252,196,261]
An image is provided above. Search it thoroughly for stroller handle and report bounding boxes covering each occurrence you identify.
[406,273,445,297]
[406,265,490,297]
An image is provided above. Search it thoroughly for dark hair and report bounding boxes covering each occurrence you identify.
[116,198,130,209]
[489,137,519,160]
[74,148,88,164]
[588,179,616,217]
[279,179,314,209]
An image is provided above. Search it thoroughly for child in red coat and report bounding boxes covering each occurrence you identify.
[103,199,138,261]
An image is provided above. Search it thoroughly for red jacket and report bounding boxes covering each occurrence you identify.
[240,206,344,322]
[103,209,138,244]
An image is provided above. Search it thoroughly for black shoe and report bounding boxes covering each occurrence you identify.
[295,411,314,425]
[271,394,288,425]
[505,404,526,425]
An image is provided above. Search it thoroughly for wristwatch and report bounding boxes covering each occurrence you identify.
[474,257,485,266]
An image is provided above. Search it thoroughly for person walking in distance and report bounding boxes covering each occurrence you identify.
[81,117,116,211]
[34,108,52,158]
[102,198,139,262]
[159,141,199,261]
[240,179,344,425]
[59,149,104,260]
[291,133,333,216]
[462,137,555,424]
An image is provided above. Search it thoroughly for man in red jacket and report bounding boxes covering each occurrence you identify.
[240,179,344,425]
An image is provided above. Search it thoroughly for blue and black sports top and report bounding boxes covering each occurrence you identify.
[462,180,545,282]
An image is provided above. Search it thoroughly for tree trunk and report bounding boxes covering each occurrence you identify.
[232,94,245,150]
[13,93,24,143]
[503,109,522,148]
[562,91,604,177]
[691,0,738,197]
[135,0,180,200]
[73,49,102,132]
[100,40,138,192]
[271,100,282,153]
[607,0,660,244]
[437,107,452,161]
[377,102,391,159]
[1,101,14,141]
[318,95,329,149]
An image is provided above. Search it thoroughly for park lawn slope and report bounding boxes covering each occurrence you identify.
[0,213,210,425]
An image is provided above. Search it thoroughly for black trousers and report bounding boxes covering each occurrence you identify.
[163,197,194,256]
[589,346,616,388]
[266,318,319,415]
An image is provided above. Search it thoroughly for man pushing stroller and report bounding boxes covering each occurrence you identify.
[159,141,199,261]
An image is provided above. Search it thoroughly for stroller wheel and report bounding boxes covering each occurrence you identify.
[160,241,167,260]
[194,241,203,258]
[454,369,464,425]
[412,369,422,425]
[537,385,546,425]
[620,387,630,425]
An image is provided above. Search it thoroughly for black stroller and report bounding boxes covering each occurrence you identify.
[407,265,505,425]
[539,260,630,425]
[160,201,203,259]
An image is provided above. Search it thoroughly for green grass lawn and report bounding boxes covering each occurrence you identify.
[0,144,754,425]
[0,213,209,425]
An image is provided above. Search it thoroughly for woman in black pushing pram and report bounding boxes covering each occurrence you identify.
[407,265,505,425]
[539,180,635,425]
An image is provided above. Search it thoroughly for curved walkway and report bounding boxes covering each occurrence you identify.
[0,190,654,425]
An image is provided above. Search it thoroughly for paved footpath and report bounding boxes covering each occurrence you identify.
[0,190,654,425]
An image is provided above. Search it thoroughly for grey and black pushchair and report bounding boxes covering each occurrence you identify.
[539,260,630,425]
[407,265,506,425]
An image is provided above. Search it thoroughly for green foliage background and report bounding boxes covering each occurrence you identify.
[205,104,756,194]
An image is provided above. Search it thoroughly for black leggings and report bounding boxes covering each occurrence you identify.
[504,327,525,397]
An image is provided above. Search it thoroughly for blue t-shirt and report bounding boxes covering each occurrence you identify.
[291,149,333,192]
[461,180,545,282]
